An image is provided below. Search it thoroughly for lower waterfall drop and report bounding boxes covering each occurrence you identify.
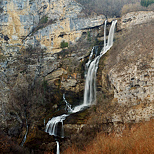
[45,114,68,138]
[45,20,117,153]
[56,141,60,154]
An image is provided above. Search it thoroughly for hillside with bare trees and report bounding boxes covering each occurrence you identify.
[75,0,154,17]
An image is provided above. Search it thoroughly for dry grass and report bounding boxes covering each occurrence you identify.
[63,119,154,154]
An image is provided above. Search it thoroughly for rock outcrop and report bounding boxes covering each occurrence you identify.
[121,11,154,29]
[98,14,154,124]
[0,0,107,137]
[0,0,105,54]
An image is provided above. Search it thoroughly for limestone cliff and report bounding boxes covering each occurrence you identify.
[60,12,154,152]
[0,3,154,152]
[97,12,154,123]
[0,0,105,135]
[0,0,105,54]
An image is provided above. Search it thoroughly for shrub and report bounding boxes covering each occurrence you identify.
[87,31,91,42]
[63,120,154,154]
[60,41,68,49]
[39,16,48,24]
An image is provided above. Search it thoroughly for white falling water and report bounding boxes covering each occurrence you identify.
[86,46,95,68]
[104,20,107,53]
[73,20,117,112]
[45,114,68,137]
[101,20,117,55]
[84,20,117,105]
[63,94,73,113]
[56,141,60,154]
[45,20,117,153]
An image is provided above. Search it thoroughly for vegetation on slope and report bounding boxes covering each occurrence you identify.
[75,0,154,17]
[63,119,154,154]
[141,0,154,7]
[0,0,3,13]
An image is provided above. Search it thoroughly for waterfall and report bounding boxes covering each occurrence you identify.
[75,20,117,109]
[86,46,95,68]
[45,114,68,138]
[44,118,46,126]
[45,20,117,153]
[104,20,107,53]
[63,94,73,112]
[56,141,60,154]
[101,20,117,55]
[20,119,28,146]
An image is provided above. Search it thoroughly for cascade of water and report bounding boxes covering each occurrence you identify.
[44,118,46,126]
[101,20,117,55]
[83,20,117,106]
[67,20,117,113]
[104,20,107,53]
[45,114,68,137]
[63,94,73,112]
[45,20,117,153]
[86,46,95,68]
[85,46,99,78]
[56,141,60,154]
[83,21,103,106]
[107,20,117,48]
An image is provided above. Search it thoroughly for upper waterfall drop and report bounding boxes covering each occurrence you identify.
[101,20,117,55]
[83,20,117,107]
[104,20,107,53]
[71,20,117,113]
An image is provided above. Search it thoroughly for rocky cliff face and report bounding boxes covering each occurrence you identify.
[59,12,154,152]
[97,13,154,123]
[121,11,154,29]
[0,0,105,134]
[0,0,105,54]
[0,1,154,152]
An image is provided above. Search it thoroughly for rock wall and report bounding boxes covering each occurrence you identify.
[121,11,154,29]
[99,15,154,124]
[0,8,154,152]
[0,0,105,54]
[0,0,106,134]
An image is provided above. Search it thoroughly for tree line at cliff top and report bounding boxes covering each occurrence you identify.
[76,0,154,17]
[141,0,154,7]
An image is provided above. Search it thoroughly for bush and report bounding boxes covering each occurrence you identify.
[39,16,48,24]
[141,0,154,7]
[63,120,154,154]
[121,2,147,15]
[60,41,68,49]
[87,31,91,42]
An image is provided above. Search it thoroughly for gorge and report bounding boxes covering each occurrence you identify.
[0,0,153,153]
